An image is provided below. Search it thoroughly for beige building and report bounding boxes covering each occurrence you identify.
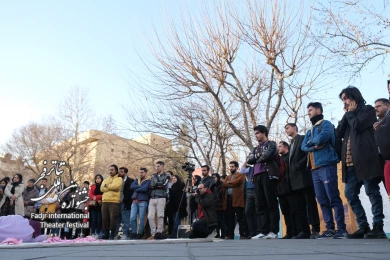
[62,130,182,184]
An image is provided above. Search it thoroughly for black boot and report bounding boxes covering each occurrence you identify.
[101,230,110,240]
[346,224,370,239]
[365,224,387,239]
[109,229,116,240]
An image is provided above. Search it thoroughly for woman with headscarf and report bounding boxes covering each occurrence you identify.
[0,174,25,216]
[88,174,104,238]
[169,175,188,238]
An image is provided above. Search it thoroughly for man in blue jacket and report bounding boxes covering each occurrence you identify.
[301,102,347,239]
[129,168,151,239]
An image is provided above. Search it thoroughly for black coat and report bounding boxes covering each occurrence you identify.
[195,192,218,228]
[336,104,383,182]
[123,177,135,210]
[169,183,188,218]
[277,153,291,196]
[288,134,313,190]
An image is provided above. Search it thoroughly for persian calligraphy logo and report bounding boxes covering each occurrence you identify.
[31,160,89,210]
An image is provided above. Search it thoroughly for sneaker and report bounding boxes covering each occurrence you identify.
[333,229,348,239]
[147,235,155,240]
[265,232,278,239]
[207,229,217,239]
[134,234,142,240]
[251,233,267,239]
[347,225,370,239]
[317,230,335,239]
[292,231,311,239]
[365,224,387,239]
[120,235,129,240]
[310,231,320,239]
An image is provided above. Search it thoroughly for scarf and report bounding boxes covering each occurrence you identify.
[310,114,324,126]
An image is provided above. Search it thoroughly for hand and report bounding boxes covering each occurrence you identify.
[10,200,13,206]
[93,196,96,200]
[191,192,197,197]
[348,101,357,112]
[373,122,380,130]
[24,201,28,206]
[314,144,325,150]
[10,195,16,200]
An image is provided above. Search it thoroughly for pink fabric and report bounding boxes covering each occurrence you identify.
[0,238,23,245]
[41,236,106,244]
[384,161,390,196]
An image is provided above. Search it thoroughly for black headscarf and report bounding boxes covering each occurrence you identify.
[10,173,23,195]
[193,175,201,186]
[94,174,104,195]
[172,175,185,191]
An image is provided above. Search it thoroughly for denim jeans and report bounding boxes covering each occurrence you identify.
[130,201,148,235]
[312,164,346,231]
[90,209,102,235]
[344,166,384,227]
[115,203,131,237]
[245,189,261,236]
[171,211,181,237]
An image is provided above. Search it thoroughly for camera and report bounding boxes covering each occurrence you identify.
[187,186,199,194]
[182,162,195,178]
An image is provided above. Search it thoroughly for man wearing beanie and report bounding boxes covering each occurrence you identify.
[301,102,347,239]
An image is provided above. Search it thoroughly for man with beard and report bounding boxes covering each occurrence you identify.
[302,102,346,239]
[223,161,247,239]
[101,164,123,240]
[337,87,386,239]
[114,167,134,240]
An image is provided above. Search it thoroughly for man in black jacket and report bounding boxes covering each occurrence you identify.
[247,125,280,239]
[189,184,218,239]
[277,140,311,239]
[115,167,134,240]
[285,123,321,239]
[337,86,386,239]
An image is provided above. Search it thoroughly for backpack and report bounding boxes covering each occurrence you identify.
[317,121,342,160]
[275,154,286,183]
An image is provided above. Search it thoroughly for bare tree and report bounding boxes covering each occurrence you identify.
[313,0,390,77]
[132,0,330,154]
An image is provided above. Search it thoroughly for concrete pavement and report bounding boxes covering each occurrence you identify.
[0,238,389,260]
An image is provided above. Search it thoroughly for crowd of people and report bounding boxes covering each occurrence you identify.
[0,86,389,241]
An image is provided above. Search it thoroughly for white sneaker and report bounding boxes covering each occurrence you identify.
[207,229,217,239]
[265,232,278,239]
[251,233,267,239]
[120,235,128,240]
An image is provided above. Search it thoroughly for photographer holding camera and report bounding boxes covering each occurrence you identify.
[189,183,218,239]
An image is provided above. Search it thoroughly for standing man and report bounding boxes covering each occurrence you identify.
[374,98,390,196]
[115,167,134,240]
[248,125,280,239]
[337,87,386,239]
[240,162,261,238]
[301,102,347,239]
[285,123,321,239]
[200,165,216,190]
[148,161,170,239]
[130,168,151,239]
[35,178,48,213]
[223,161,248,239]
[23,179,39,218]
[101,164,123,240]
[277,141,294,239]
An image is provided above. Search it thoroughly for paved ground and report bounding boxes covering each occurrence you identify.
[1,238,389,260]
